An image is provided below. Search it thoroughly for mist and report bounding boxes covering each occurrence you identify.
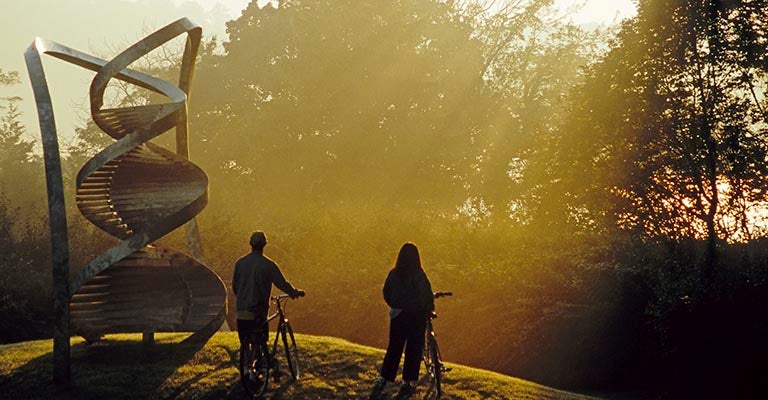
[3,0,768,398]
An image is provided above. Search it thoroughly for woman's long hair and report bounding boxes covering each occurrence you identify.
[393,242,423,278]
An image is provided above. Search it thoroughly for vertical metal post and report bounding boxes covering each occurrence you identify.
[142,331,155,347]
[177,32,206,264]
[25,44,71,385]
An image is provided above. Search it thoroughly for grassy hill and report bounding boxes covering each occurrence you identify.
[0,332,603,399]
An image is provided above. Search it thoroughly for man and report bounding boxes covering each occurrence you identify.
[232,231,305,346]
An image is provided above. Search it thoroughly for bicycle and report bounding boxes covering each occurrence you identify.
[240,294,303,398]
[423,291,452,398]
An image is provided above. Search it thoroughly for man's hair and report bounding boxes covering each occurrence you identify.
[250,231,267,251]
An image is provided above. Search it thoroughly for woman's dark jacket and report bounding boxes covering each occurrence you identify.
[383,269,435,314]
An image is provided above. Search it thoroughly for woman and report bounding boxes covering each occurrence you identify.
[370,242,435,399]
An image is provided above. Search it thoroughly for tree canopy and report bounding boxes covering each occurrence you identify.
[544,0,768,250]
[188,0,599,227]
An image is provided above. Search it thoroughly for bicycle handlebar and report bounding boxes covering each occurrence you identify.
[271,292,304,301]
[434,291,453,298]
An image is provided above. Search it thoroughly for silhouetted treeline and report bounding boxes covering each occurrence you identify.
[3,1,768,398]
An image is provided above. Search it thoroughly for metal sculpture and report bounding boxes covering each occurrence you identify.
[25,18,227,384]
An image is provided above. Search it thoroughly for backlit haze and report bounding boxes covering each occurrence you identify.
[7,2,768,397]
[0,0,636,143]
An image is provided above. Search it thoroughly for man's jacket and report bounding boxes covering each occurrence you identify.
[232,252,301,317]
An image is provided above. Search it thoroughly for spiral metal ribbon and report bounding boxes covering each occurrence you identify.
[26,18,226,341]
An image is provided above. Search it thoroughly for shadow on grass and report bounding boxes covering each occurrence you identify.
[2,334,210,400]
[420,373,437,400]
[188,367,300,400]
[261,375,300,399]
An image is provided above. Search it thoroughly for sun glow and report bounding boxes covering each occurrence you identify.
[180,1,639,25]
[555,0,637,25]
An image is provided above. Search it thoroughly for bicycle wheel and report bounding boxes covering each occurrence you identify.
[430,336,442,397]
[241,340,270,398]
[282,322,301,379]
[423,334,435,377]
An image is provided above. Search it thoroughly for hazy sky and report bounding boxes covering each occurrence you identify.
[0,0,233,148]
[1,0,636,148]
[556,0,636,24]
[177,0,638,24]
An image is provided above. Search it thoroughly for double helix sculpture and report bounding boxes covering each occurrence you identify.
[25,18,226,383]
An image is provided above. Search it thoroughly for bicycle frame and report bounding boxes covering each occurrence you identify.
[240,294,301,398]
[425,314,444,373]
[267,296,290,363]
[424,291,452,398]
[426,318,442,359]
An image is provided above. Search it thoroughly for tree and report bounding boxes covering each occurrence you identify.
[546,0,768,276]
[0,71,44,237]
[189,0,565,223]
[0,70,51,343]
[466,4,609,227]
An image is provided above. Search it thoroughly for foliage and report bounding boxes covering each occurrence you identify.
[189,0,591,221]
[5,0,768,397]
[546,0,768,247]
[0,69,20,86]
[0,97,43,221]
[0,72,51,344]
[526,3,768,392]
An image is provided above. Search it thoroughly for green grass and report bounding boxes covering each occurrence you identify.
[0,332,603,399]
